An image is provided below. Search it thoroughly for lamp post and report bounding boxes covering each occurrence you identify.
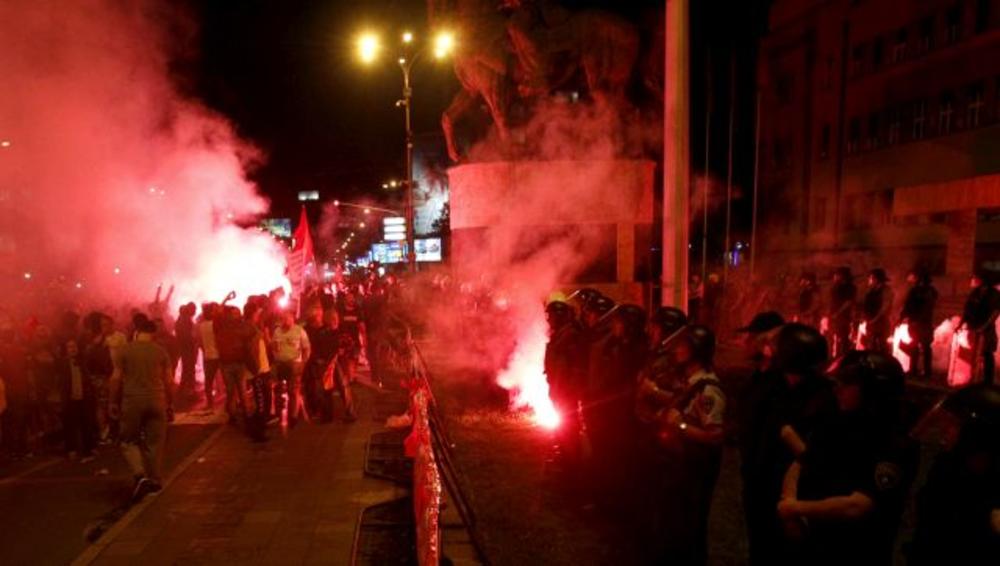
[357,30,454,272]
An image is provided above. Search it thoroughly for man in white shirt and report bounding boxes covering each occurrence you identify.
[197,303,220,410]
[271,311,310,425]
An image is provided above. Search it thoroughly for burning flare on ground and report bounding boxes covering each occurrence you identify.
[496,317,561,430]
[891,323,913,373]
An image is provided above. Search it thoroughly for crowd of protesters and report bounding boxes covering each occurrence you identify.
[0,267,408,499]
[537,266,998,565]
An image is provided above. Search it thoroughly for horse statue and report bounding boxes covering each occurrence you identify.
[502,0,640,106]
[429,0,513,162]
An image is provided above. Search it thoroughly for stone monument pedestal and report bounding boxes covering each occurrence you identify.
[448,159,655,303]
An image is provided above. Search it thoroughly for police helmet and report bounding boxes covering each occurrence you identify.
[774,323,828,375]
[679,324,716,368]
[650,306,688,336]
[828,350,905,409]
[583,295,615,317]
[614,304,647,335]
[545,300,575,328]
[573,288,603,305]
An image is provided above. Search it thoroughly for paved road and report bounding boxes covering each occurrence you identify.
[77,386,406,566]
[0,423,219,566]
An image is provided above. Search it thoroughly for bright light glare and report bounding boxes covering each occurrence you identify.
[433,31,455,59]
[278,295,290,309]
[363,208,371,214]
[0,140,11,148]
[402,31,413,43]
[357,32,380,64]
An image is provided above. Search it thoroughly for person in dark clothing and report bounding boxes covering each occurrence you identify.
[862,269,894,354]
[961,271,1000,384]
[300,303,325,418]
[311,310,357,422]
[797,273,821,328]
[777,352,919,566]
[174,303,198,398]
[653,325,726,566]
[59,339,97,460]
[908,384,1000,565]
[743,323,838,566]
[544,300,586,472]
[828,267,857,358]
[582,304,647,508]
[734,311,786,566]
[337,291,366,384]
[899,270,938,379]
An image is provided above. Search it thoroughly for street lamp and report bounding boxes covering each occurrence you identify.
[356,29,455,272]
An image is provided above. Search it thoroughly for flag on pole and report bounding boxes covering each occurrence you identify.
[288,205,314,293]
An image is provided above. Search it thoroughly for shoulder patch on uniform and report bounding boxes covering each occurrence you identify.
[874,461,902,491]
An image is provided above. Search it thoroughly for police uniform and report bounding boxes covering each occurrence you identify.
[900,280,938,377]
[544,316,585,468]
[863,283,894,354]
[961,282,1000,384]
[791,414,918,566]
[829,276,857,358]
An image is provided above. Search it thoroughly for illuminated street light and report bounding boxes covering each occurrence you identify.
[113,266,121,275]
[359,222,366,228]
[355,28,454,271]
[357,32,380,63]
[0,140,11,148]
[434,31,455,59]
[23,272,31,280]
[363,208,371,214]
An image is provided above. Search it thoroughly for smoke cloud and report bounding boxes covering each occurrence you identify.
[0,0,288,315]
[426,97,654,425]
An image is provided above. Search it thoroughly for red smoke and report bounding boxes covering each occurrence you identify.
[0,0,288,312]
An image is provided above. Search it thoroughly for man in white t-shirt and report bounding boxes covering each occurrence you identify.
[271,310,310,425]
[197,303,220,410]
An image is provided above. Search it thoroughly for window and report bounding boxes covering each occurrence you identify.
[819,124,831,158]
[851,43,867,75]
[867,112,881,149]
[976,0,991,33]
[848,118,861,153]
[913,99,927,139]
[892,28,908,62]
[887,107,901,144]
[812,198,828,232]
[967,83,985,128]
[946,4,962,44]
[919,16,934,53]
[939,92,955,134]
[872,37,884,68]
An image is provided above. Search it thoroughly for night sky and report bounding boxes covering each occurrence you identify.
[185,0,769,237]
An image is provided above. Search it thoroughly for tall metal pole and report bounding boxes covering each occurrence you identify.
[662,0,690,308]
[750,89,761,279]
[701,49,711,285]
[401,61,417,272]
[723,51,735,286]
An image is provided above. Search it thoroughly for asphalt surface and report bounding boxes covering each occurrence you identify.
[0,423,219,566]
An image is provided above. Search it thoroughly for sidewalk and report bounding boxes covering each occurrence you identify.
[76,386,407,566]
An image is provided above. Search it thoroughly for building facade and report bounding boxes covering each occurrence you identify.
[759,0,1000,297]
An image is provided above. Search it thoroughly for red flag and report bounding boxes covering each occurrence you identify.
[292,205,314,261]
[289,206,315,292]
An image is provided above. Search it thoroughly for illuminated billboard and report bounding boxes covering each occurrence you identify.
[259,218,292,238]
[415,238,442,262]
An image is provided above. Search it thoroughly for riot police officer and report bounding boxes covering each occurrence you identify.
[899,269,938,379]
[862,269,894,354]
[744,323,837,566]
[828,267,857,358]
[797,272,821,328]
[776,351,918,566]
[543,300,585,472]
[635,306,689,424]
[734,311,786,566]
[909,384,1000,565]
[583,304,647,508]
[654,325,725,566]
[961,271,1000,384]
